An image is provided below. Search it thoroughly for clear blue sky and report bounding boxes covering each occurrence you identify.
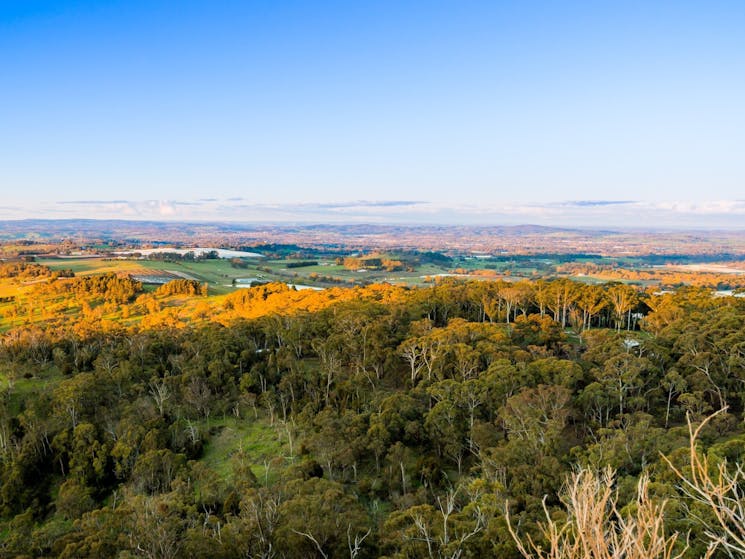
[1,1,744,224]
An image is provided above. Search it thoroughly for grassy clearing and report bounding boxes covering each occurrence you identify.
[36,258,144,275]
[199,416,289,484]
[0,365,63,416]
[0,283,24,298]
[577,275,658,287]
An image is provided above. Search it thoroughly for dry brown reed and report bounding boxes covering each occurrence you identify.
[662,408,745,558]
[507,467,688,559]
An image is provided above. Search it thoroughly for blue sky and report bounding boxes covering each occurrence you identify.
[1,1,744,226]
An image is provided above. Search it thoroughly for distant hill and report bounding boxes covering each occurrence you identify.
[2,219,745,257]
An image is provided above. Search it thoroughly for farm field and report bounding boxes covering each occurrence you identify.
[256,259,452,287]
[33,252,745,297]
[36,256,457,292]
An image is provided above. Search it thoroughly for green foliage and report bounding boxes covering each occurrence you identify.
[47,273,141,304]
[0,278,745,556]
[154,279,207,297]
[0,261,72,280]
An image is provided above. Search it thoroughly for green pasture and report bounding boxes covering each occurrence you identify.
[257,259,452,287]
[34,253,662,293]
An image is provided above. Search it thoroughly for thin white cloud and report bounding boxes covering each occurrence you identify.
[7,198,739,229]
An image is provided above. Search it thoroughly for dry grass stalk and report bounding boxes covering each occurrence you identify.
[507,466,687,559]
[662,408,745,558]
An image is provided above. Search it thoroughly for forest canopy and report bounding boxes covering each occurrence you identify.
[0,273,744,557]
